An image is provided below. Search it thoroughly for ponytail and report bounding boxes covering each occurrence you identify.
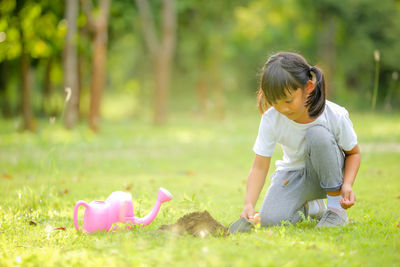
[307,66,326,117]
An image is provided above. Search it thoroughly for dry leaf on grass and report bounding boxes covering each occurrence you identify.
[45,225,67,232]
[125,184,133,191]
[59,189,69,195]
[53,227,66,231]
[1,173,12,179]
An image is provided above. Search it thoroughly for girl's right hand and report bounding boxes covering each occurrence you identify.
[240,203,255,220]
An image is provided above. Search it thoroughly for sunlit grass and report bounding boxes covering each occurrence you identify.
[1,97,400,266]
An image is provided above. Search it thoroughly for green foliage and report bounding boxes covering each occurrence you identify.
[228,0,400,108]
[336,0,400,100]
[0,0,65,61]
[230,0,317,89]
[0,0,21,60]
[1,0,400,122]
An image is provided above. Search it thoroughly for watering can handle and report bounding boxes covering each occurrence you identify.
[74,200,89,231]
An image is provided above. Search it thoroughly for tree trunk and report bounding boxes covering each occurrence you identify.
[153,46,172,124]
[21,52,34,131]
[77,51,83,118]
[89,23,108,131]
[87,0,111,132]
[196,72,208,115]
[0,61,12,117]
[214,74,225,120]
[41,58,52,115]
[317,17,336,97]
[153,53,170,124]
[135,0,176,125]
[78,22,90,119]
[154,0,175,124]
[153,55,167,124]
[195,41,210,116]
[64,0,79,129]
[81,0,111,132]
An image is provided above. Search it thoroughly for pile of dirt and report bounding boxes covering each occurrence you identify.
[159,210,229,237]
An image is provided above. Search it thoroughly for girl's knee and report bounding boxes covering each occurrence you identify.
[260,206,306,227]
[260,210,291,227]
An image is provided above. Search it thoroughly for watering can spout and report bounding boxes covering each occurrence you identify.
[132,188,173,226]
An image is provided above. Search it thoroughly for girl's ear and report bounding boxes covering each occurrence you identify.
[305,80,315,94]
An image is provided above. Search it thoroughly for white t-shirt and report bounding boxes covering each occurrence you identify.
[253,100,358,171]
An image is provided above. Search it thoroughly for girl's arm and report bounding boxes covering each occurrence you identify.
[340,144,361,209]
[240,154,271,219]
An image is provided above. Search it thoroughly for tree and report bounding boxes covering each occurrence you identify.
[0,0,66,128]
[135,0,176,125]
[0,0,18,118]
[0,0,35,129]
[64,0,79,129]
[0,58,11,117]
[20,49,34,130]
[81,0,112,132]
[18,2,36,131]
[175,0,245,118]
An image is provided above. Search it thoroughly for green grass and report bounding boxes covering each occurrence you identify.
[1,98,400,266]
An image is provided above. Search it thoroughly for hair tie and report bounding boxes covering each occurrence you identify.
[309,66,316,81]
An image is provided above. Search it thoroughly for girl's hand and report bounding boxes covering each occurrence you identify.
[240,203,255,220]
[340,183,355,209]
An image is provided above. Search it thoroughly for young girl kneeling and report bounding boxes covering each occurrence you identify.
[241,52,361,227]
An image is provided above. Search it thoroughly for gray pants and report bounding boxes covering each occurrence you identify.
[260,125,345,226]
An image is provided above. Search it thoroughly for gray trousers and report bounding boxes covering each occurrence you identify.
[260,125,345,226]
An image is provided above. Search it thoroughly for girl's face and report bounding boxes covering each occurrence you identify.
[271,87,311,124]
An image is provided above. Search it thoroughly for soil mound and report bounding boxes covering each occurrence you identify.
[159,210,229,237]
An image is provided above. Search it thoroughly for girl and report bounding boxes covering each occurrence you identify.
[240,52,361,228]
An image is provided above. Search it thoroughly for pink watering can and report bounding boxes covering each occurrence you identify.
[74,187,173,233]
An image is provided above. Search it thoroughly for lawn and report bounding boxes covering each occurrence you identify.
[1,97,399,266]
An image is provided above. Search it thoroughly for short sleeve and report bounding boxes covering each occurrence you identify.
[337,111,358,151]
[253,113,276,157]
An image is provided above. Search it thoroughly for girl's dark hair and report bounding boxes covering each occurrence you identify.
[257,52,326,117]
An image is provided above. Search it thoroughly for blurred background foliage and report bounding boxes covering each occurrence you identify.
[0,0,399,131]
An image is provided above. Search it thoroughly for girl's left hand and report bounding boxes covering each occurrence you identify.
[340,183,355,209]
